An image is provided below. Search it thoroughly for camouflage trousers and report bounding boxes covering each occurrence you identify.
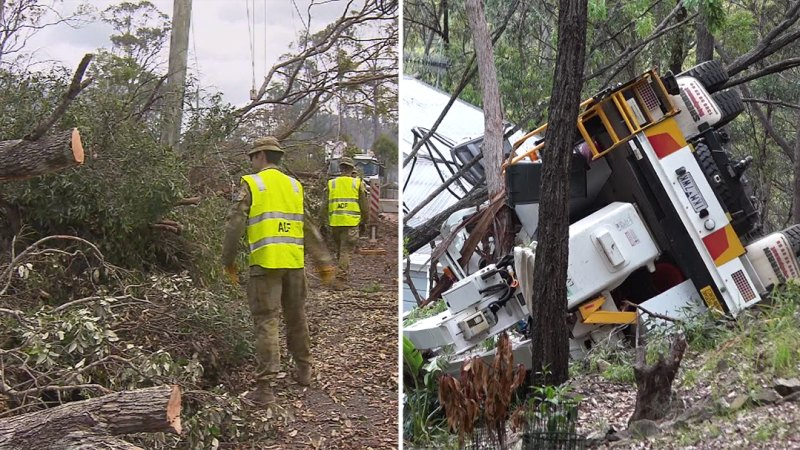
[247,268,310,383]
[331,226,359,279]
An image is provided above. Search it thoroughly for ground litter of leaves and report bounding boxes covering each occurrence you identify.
[236,217,399,450]
[572,353,800,449]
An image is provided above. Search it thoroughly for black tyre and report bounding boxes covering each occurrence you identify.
[694,142,732,209]
[781,224,800,256]
[712,89,745,129]
[678,60,729,93]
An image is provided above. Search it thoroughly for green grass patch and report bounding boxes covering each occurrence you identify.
[361,281,383,293]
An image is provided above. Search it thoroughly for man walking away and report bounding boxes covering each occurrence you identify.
[327,157,368,285]
[222,136,335,407]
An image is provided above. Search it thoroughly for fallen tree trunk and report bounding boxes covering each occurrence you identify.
[0,128,85,181]
[629,334,687,423]
[0,385,182,450]
[404,185,488,254]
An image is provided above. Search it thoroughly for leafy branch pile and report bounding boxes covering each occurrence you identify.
[0,235,295,449]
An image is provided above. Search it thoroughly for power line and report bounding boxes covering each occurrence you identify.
[190,6,200,110]
[245,0,255,94]
[263,0,266,84]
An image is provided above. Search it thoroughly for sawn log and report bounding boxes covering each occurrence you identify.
[0,385,181,450]
[0,128,84,181]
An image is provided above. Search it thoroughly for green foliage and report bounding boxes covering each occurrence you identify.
[362,280,383,293]
[684,0,726,32]
[403,356,449,445]
[0,49,191,267]
[588,0,608,21]
[525,383,582,434]
[101,0,171,61]
[403,299,448,326]
[635,14,655,39]
[580,337,636,384]
[403,336,424,381]
[372,133,398,166]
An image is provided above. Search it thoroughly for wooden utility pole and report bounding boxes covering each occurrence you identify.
[161,0,192,149]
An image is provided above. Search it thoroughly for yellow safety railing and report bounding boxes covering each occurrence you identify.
[505,69,679,167]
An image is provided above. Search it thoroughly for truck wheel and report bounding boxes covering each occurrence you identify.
[781,224,800,256]
[712,89,745,129]
[694,142,732,210]
[678,60,729,93]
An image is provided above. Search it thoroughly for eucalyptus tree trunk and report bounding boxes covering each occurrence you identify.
[465,0,513,257]
[530,0,589,386]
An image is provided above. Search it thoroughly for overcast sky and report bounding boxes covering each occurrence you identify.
[24,0,352,106]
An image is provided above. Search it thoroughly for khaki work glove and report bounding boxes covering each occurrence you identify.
[223,264,240,285]
[318,264,336,286]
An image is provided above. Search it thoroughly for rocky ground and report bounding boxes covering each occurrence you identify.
[237,217,399,449]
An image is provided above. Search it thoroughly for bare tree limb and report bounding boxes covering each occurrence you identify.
[0,235,104,297]
[175,196,201,206]
[722,57,800,89]
[740,84,794,162]
[23,54,94,141]
[596,5,698,86]
[403,152,482,224]
[743,98,800,110]
[725,1,800,77]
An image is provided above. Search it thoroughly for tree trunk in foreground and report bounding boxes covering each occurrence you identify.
[0,385,182,450]
[530,0,588,387]
[0,128,84,180]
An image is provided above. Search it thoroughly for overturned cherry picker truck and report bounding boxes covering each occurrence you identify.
[404,61,800,366]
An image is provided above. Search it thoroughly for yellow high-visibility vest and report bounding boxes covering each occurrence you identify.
[242,168,304,269]
[328,176,361,227]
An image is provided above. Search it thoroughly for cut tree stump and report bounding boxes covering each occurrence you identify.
[0,385,181,450]
[629,334,687,423]
[0,128,85,181]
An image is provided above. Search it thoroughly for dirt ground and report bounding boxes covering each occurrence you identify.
[240,217,399,449]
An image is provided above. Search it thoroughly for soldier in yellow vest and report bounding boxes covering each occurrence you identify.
[326,157,368,283]
[221,136,335,406]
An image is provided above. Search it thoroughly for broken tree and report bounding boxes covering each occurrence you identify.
[0,54,92,181]
[630,334,688,422]
[0,385,182,450]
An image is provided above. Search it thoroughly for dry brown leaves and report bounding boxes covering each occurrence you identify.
[257,219,398,450]
[438,332,526,446]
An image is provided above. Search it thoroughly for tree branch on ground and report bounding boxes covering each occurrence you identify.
[0,385,182,450]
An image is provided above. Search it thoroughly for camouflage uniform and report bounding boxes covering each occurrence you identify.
[326,169,368,280]
[222,166,332,385]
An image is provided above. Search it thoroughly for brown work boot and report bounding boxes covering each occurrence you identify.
[243,383,275,406]
[329,278,346,291]
[293,363,313,386]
